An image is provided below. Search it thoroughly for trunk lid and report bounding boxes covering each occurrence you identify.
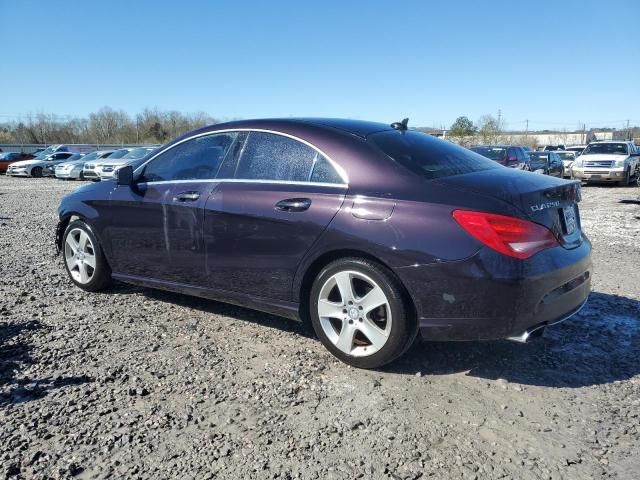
[436,167,583,248]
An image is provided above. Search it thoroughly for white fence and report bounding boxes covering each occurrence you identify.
[0,144,154,154]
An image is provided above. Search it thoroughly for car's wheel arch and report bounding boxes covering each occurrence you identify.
[296,248,417,330]
[56,213,105,258]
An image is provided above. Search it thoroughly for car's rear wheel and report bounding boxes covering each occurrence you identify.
[309,258,415,369]
[62,220,112,291]
[31,166,42,177]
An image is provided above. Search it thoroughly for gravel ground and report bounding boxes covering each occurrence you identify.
[1,175,639,480]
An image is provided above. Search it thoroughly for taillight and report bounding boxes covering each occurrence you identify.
[452,210,558,259]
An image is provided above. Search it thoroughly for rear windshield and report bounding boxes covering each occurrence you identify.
[369,131,500,180]
[470,146,506,161]
[556,152,575,160]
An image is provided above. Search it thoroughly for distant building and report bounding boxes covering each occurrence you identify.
[502,131,613,146]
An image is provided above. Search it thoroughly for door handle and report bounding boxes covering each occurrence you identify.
[173,191,201,202]
[275,198,312,212]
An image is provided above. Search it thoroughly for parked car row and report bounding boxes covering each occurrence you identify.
[3,145,158,181]
[469,141,640,185]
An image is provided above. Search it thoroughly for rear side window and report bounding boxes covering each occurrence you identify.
[371,131,500,180]
[310,155,343,184]
[235,132,317,182]
[140,132,237,182]
[470,146,506,161]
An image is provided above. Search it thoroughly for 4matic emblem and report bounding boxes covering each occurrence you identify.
[530,201,560,212]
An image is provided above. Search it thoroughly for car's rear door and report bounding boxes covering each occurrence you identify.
[203,130,347,301]
[105,131,238,284]
[549,153,563,177]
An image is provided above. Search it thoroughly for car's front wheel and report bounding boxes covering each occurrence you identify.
[309,258,415,369]
[31,166,42,177]
[62,220,112,291]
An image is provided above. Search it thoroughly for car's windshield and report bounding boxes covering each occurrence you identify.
[37,147,57,157]
[556,152,575,160]
[469,146,506,161]
[67,153,84,161]
[108,149,131,159]
[582,143,629,155]
[122,147,153,159]
[81,151,99,161]
[529,153,548,160]
[369,131,500,180]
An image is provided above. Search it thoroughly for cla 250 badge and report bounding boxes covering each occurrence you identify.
[530,201,560,212]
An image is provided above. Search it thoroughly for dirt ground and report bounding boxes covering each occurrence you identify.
[1,175,639,479]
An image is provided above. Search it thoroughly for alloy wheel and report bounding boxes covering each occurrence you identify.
[64,228,97,284]
[317,270,392,357]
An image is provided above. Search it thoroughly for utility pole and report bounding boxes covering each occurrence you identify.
[582,123,586,144]
[525,119,529,135]
[626,119,630,140]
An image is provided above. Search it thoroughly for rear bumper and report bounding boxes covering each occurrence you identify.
[395,236,592,341]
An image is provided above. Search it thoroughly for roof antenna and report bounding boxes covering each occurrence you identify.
[391,118,409,131]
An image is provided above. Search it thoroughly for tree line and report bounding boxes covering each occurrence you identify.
[0,107,219,145]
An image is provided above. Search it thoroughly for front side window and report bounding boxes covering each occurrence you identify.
[373,131,500,179]
[140,132,237,182]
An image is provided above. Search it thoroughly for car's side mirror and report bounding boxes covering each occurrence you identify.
[117,165,134,186]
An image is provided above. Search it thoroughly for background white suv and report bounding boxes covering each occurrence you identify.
[571,141,639,185]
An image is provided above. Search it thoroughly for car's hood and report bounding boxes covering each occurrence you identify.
[97,159,129,167]
[580,154,628,161]
[7,159,42,167]
[57,160,85,167]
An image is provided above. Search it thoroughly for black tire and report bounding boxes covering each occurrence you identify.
[309,258,416,369]
[31,166,42,177]
[62,220,112,292]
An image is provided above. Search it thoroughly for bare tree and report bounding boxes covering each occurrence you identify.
[477,115,502,144]
[0,107,219,145]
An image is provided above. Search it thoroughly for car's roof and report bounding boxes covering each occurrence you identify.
[203,117,395,138]
[589,140,631,144]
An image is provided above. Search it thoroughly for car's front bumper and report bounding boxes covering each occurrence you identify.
[82,169,102,180]
[55,170,80,179]
[6,170,29,177]
[395,236,592,341]
[572,167,625,182]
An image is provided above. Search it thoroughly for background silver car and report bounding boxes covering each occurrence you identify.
[54,153,88,180]
[98,147,157,180]
[81,150,116,180]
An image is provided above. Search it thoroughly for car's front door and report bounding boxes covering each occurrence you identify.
[105,131,238,284]
[203,131,347,301]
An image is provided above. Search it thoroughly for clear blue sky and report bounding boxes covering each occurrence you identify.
[1,0,639,131]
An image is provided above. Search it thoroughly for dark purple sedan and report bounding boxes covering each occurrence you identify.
[56,118,591,368]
